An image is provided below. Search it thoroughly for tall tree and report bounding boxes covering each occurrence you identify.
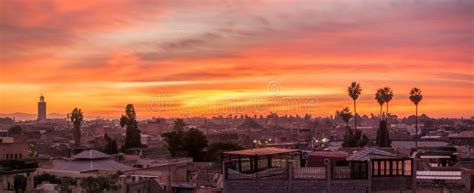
[70,108,83,147]
[409,87,423,148]
[375,88,385,119]
[376,120,391,147]
[382,87,393,121]
[347,82,362,130]
[120,104,141,149]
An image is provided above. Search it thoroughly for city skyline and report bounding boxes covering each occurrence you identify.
[1,0,473,118]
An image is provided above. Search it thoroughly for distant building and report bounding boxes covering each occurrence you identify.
[37,95,46,121]
[0,136,29,160]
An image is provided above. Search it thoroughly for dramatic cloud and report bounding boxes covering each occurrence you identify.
[0,0,473,118]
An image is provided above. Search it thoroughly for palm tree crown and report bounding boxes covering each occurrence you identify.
[375,88,385,117]
[71,108,83,124]
[348,82,362,101]
[409,87,423,105]
[381,87,393,121]
[347,82,362,130]
[382,87,393,104]
[336,107,352,127]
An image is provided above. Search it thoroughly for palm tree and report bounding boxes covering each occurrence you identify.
[336,107,352,128]
[409,87,423,148]
[347,82,362,130]
[382,87,393,121]
[71,108,84,147]
[375,88,385,119]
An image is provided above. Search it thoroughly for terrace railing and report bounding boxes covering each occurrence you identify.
[226,167,288,180]
[332,166,351,179]
[293,167,326,179]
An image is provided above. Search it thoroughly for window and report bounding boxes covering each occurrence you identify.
[380,161,385,175]
[352,162,368,179]
[372,159,412,177]
[404,160,412,176]
[397,161,403,175]
[373,161,379,176]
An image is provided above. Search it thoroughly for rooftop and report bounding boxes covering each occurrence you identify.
[72,149,110,160]
[346,148,404,161]
[53,159,133,172]
[224,147,299,156]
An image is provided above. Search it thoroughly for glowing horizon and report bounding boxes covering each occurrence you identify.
[1,0,473,119]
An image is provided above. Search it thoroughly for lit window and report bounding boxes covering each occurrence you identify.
[373,161,379,176]
[404,160,412,176]
[398,161,403,175]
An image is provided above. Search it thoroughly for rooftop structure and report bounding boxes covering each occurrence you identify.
[52,149,133,173]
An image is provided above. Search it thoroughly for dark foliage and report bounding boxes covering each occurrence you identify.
[8,125,22,135]
[376,120,391,147]
[103,133,119,154]
[207,142,243,163]
[14,174,27,193]
[120,104,141,149]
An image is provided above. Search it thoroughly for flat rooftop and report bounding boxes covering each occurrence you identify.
[224,147,299,156]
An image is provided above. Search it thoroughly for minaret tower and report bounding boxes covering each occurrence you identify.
[38,95,47,121]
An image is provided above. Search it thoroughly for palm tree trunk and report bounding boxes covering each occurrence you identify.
[354,100,357,130]
[415,104,418,148]
[379,105,383,120]
[386,102,389,122]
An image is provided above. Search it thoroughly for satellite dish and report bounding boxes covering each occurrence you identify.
[324,158,330,166]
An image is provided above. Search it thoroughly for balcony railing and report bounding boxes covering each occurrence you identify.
[293,167,326,179]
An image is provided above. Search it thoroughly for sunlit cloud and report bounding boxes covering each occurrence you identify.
[0,0,472,118]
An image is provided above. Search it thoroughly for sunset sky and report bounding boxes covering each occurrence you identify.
[0,0,473,119]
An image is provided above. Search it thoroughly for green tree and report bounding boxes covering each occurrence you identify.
[338,107,368,148]
[161,119,186,156]
[70,108,84,147]
[162,120,209,161]
[80,175,120,193]
[173,118,186,130]
[103,133,119,154]
[207,142,243,163]
[409,87,423,148]
[375,88,385,119]
[14,174,27,193]
[34,173,61,187]
[347,82,362,130]
[120,104,141,149]
[8,125,22,135]
[56,177,76,193]
[183,128,208,161]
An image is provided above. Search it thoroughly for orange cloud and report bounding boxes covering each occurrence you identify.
[0,0,472,119]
